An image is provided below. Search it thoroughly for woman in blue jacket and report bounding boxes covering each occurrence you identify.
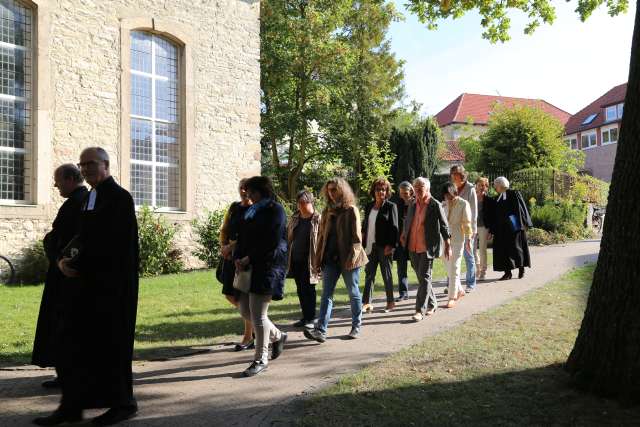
[234,176,288,377]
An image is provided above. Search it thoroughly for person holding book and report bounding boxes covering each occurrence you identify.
[489,176,533,281]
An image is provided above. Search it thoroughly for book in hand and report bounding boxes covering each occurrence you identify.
[508,214,522,232]
[61,235,83,262]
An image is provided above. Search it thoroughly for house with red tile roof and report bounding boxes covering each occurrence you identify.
[434,93,571,171]
[564,83,626,182]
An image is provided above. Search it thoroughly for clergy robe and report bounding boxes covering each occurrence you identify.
[32,186,88,368]
[61,176,139,409]
[489,189,533,272]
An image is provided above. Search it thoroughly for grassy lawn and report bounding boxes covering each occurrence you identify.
[302,265,640,426]
[0,257,467,366]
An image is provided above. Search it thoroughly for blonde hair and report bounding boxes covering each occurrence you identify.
[321,177,356,208]
[475,177,489,188]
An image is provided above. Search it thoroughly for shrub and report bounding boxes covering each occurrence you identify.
[192,208,227,269]
[14,240,49,285]
[527,227,568,246]
[137,206,183,276]
[530,200,588,239]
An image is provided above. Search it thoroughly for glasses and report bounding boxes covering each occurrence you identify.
[77,160,104,169]
[375,188,387,193]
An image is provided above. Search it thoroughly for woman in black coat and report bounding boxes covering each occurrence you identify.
[488,176,533,280]
[234,176,288,377]
[362,177,399,313]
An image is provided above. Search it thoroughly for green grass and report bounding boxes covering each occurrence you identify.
[0,257,468,366]
[302,265,640,426]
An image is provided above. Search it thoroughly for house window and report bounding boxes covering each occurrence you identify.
[0,0,33,202]
[605,106,617,122]
[581,132,596,149]
[129,31,181,209]
[565,138,578,150]
[581,113,597,125]
[617,103,624,119]
[602,127,618,145]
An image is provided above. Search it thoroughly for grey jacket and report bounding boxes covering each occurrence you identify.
[402,197,451,259]
[287,211,321,284]
[457,181,478,234]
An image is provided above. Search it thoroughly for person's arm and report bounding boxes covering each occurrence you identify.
[347,207,365,269]
[515,191,533,228]
[468,185,478,235]
[246,204,286,268]
[436,202,452,260]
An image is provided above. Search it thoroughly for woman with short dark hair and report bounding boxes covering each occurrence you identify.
[234,176,288,376]
[362,177,399,313]
[287,190,321,329]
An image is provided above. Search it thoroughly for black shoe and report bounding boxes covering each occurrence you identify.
[33,407,82,426]
[41,377,61,389]
[271,332,288,360]
[242,361,268,377]
[292,319,306,327]
[395,294,409,302]
[518,267,525,279]
[499,272,513,281]
[347,327,361,339]
[234,340,255,351]
[91,405,137,426]
[303,328,327,343]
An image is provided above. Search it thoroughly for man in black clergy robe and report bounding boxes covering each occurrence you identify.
[32,164,87,388]
[34,147,139,426]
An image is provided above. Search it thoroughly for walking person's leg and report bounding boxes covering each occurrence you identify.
[410,252,428,318]
[396,246,409,300]
[477,226,488,279]
[421,257,436,312]
[341,266,363,337]
[464,236,477,291]
[299,261,316,324]
[316,263,340,334]
[363,248,379,307]
[378,246,395,307]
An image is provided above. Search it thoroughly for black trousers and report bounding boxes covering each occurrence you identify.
[291,259,317,322]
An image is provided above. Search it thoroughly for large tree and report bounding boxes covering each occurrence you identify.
[407,0,639,402]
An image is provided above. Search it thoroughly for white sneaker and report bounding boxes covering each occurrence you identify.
[412,312,424,322]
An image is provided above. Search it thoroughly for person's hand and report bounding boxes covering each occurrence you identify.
[58,257,80,278]
[444,242,452,260]
[399,235,405,247]
[384,245,393,256]
[465,239,472,254]
[488,233,493,240]
[221,244,232,260]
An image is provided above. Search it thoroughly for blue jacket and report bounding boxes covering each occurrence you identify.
[235,199,288,300]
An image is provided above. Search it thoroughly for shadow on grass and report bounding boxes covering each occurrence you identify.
[302,364,640,426]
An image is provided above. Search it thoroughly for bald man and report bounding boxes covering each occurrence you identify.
[34,147,139,426]
[32,164,87,388]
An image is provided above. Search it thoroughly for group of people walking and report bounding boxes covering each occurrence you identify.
[31,148,533,424]
[216,164,533,376]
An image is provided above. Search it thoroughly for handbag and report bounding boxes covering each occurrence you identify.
[233,265,252,293]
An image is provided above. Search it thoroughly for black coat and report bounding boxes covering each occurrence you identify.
[62,176,139,409]
[490,190,533,271]
[235,199,288,300]
[479,195,496,231]
[362,199,399,249]
[32,186,88,368]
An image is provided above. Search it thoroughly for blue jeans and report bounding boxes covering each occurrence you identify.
[463,236,477,289]
[317,262,363,334]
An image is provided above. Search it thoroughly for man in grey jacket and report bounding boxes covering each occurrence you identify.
[450,165,478,292]
[400,177,451,322]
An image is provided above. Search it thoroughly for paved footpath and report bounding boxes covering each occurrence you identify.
[0,241,600,426]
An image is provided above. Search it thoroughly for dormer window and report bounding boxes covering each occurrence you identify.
[605,103,624,122]
[581,114,597,125]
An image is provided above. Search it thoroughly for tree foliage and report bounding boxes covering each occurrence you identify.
[390,116,442,184]
[260,0,404,200]
[477,105,583,175]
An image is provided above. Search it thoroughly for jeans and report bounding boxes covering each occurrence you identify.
[237,292,282,364]
[291,259,317,322]
[463,235,477,289]
[317,262,363,334]
[409,252,437,314]
[363,244,394,304]
[395,246,409,297]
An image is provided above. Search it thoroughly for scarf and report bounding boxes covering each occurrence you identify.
[244,197,272,220]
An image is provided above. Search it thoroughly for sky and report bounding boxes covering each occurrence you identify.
[388,1,636,116]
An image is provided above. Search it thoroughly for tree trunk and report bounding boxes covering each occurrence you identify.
[565,0,640,403]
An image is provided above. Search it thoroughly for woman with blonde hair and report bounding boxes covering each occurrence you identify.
[304,178,368,342]
[441,182,473,308]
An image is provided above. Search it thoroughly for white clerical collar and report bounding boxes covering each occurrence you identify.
[86,189,97,211]
[498,192,507,202]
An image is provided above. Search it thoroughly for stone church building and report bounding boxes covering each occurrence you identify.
[0,0,261,267]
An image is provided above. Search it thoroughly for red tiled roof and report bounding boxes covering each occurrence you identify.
[435,93,571,127]
[439,140,465,162]
[564,83,627,135]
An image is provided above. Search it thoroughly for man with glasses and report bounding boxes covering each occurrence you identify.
[35,147,140,426]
